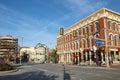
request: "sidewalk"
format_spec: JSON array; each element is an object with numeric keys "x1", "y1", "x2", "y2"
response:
[
  {"x1": 55, "y1": 63, "x2": 120, "y2": 70},
  {"x1": 102, "y1": 63, "x2": 120, "y2": 68}
]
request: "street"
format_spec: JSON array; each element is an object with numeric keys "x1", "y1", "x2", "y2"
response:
[{"x1": 0, "y1": 63, "x2": 120, "y2": 80}]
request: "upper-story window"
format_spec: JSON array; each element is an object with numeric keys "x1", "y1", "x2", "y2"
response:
[
  {"x1": 82, "y1": 39, "x2": 85, "y2": 48},
  {"x1": 108, "y1": 21, "x2": 111, "y2": 30},
  {"x1": 109, "y1": 34, "x2": 113, "y2": 45},
  {"x1": 77, "y1": 29, "x2": 80, "y2": 36},
  {"x1": 86, "y1": 27, "x2": 89, "y2": 33},
  {"x1": 113, "y1": 22, "x2": 116, "y2": 31},
  {"x1": 89, "y1": 25, "x2": 93, "y2": 34},
  {"x1": 118, "y1": 24, "x2": 120, "y2": 32},
  {"x1": 82, "y1": 28, "x2": 85, "y2": 35},
  {"x1": 95, "y1": 22, "x2": 99, "y2": 32},
  {"x1": 115, "y1": 35, "x2": 118, "y2": 46},
  {"x1": 96, "y1": 35, "x2": 99, "y2": 40}
]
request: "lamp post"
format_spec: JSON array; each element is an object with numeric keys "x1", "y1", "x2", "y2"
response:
[{"x1": 19, "y1": 36, "x2": 24, "y2": 65}]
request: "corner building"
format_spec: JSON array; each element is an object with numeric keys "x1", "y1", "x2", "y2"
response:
[{"x1": 57, "y1": 8, "x2": 120, "y2": 65}]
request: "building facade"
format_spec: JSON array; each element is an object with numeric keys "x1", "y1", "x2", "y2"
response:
[
  {"x1": 0, "y1": 35, "x2": 18, "y2": 62},
  {"x1": 20, "y1": 43, "x2": 48, "y2": 63},
  {"x1": 57, "y1": 8, "x2": 120, "y2": 66}
]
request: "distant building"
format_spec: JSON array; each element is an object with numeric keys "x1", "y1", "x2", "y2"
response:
[
  {"x1": 57, "y1": 8, "x2": 120, "y2": 66},
  {"x1": 0, "y1": 35, "x2": 18, "y2": 62},
  {"x1": 20, "y1": 43, "x2": 48, "y2": 63}
]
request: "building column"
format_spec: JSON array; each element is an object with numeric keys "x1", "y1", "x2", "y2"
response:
[
  {"x1": 85, "y1": 52, "x2": 88, "y2": 61},
  {"x1": 70, "y1": 53, "x2": 72, "y2": 64},
  {"x1": 119, "y1": 52, "x2": 120, "y2": 62},
  {"x1": 78, "y1": 52, "x2": 80, "y2": 63},
  {"x1": 81, "y1": 52, "x2": 84, "y2": 62},
  {"x1": 94, "y1": 52, "x2": 97, "y2": 64},
  {"x1": 72, "y1": 53, "x2": 74, "y2": 64},
  {"x1": 66, "y1": 53, "x2": 68, "y2": 64},
  {"x1": 89, "y1": 51, "x2": 92, "y2": 65},
  {"x1": 101, "y1": 52, "x2": 105, "y2": 64},
  {"x1": 113, "y1": 51, "x2": 117, "y2": 63}
]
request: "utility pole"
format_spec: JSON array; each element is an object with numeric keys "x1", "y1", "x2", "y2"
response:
[
  {"x1": 20, "y1": 36, "x2": 23, "y2": 65},
  {"x1": 103, "y1": 9, "x2": 110, "y2": 68}
]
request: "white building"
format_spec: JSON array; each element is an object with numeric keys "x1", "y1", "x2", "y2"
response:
[{"x1": 20, "y1": 43, "x2": 48, "y2": 63}]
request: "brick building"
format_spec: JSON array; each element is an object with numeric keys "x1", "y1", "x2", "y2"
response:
[{"x1": 56, "y1": 8, "x2": 120, "y2": 66}]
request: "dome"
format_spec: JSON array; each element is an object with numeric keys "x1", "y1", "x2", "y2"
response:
[{"x1": 35, "y1": 43, "x2": 47, "y2": 49}]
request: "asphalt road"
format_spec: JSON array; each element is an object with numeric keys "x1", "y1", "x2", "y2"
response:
[{"x1": 0, "y1": 63, "x2": 120, "y2": 80}]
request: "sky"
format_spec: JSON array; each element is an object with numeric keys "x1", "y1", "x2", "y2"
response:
[{"x1": 0, "y1": 0, "x2": 120, "y2": 48}]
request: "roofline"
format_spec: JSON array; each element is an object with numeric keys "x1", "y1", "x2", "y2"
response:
[{"x1": 64, "y1": 8, "x2": 120, "y2": 32}]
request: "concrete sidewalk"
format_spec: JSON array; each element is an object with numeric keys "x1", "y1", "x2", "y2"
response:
[{"x1": 54, "y1": 63, "x2": 120, "y2": 70}]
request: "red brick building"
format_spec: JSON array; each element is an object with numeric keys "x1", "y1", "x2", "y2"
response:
[{"x1": 56, "y1": 8, "x2": 120, "y2": 66}]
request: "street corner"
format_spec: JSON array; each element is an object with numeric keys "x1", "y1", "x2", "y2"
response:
[{"x1": 0, "y1": 69, "x2": 18, "y2": 75}]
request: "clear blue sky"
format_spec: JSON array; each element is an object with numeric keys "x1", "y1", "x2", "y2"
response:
[{"x1": 0, "y1": 0, "x2": 120, "y2": 48}]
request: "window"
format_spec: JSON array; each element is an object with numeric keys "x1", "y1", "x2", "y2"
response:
[
  {"x1": 82, "y1": 39, "x2": 85, "y2": 48},
  {"x1": 95, "y1": 22, "x2": 99, "y2": 32},
  {"x1": 96, "y1": 35, "x2": 99, "y2": 40},
  {"x1": 82, "y1": 28, "x2": 85, "y2": 35},
  {"x1": 113, "y1": 22, "x2": 116, "y2": 31},
  {"x1": 86, "y1": 27, "x2": 89, "y2": 33},
  {"x1": 115, "y1": 35, "x2": 118, "y2": 46},
  {"x1": 109, "y1": 34, "x2": 113, "y2": 45},
  {"x1": 108, "y1": 21, "x2": 111, "y2": 30},
  {"x1": 118, "y1": 24, "x2": 120, "y2": 32},
  {"x1": 89, "y1": 25, "x2": 93, "y2": 34}
]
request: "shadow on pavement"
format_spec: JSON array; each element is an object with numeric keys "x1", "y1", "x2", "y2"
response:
[
  {"x1": 0, "y1": 71, "x2": 58, "y2": 80},
  {"x1": 63, "y1": 65, "x2": 71, "y2": 80}
]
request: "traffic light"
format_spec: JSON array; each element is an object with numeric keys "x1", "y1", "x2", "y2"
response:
[
  {"x1": 85, "y1": 33, "x2": 88, "y2": 39},
  {"x1": 118, "y1": 48, "x2": 120, "y2": 52},
  {"x1": 73, "y1": 30, "x2": 77, "y2": 37},
  {"x1": 108, "y1": 47, "x2": 110, "y2": 53},
  {"x1": 60, "y1": 28, "x2": 64, "y2": 35},
  {"x1": 104, "y1": 47, "x2": 110, "y2": 53},
  {"x1": 99, "y1": 47, "x2": 102, "y2": 52}
]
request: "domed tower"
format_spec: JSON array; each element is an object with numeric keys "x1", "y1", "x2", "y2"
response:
[{"x1": 34, "y1": 43, "x2": 48, "y2": 63}]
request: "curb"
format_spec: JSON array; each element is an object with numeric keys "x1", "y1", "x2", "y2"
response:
[{"x1": 0, "y1": 69, "x2": 18, "y2": 75}]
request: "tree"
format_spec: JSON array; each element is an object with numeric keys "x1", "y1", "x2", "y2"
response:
[{"x1": 50, "y1": 50, "x2": 58, "y2": 63}]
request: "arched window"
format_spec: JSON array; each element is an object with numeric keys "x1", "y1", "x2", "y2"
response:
[
  {"x1": 118, "y1": 24, "x2": 120, "y2": 32},
  {"x1": 82, "y1": 28, "x2": 85, "y2": 35},
  {"x1": 95, "y1": 22, "x2": 99, "y2": 32},
  {"x1": 76, "y1": 42, "x2": 78, "y2": 50},
  {"x1": 109, "y1": 34, "x2": 113, "y2": 45},
  {"x1": 115, "y1": 35, "x2": 118, "y2": 46},
  {"x1": 113, "y1": 22, "x2": 116, "y2": 31},
  {"x1": 86, "y1": 27, "x2": 89, "y2": 33},
  {"x1": 82, "y1": 39, "x2": 86, "y2": 48},
  {"x1": 108, "y1": 21, "x2": 111, "y2": 30},
  {"x1": 89, "y1": 25, "x2": 93, "y2": 34},
  {"x1": 96, "y1": 35, "x2": 99, "y2": 39}
]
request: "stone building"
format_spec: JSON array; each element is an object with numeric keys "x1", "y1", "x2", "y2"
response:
[
  {"x1": 0, "y1": 35, "x2": 18, "y2": 62},
  {"x1": 57, "y1": 8, "x2": 120, "y2": 66}
]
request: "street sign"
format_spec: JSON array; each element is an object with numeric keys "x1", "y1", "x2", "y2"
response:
[{"x1": 96, "y1": 41, "x2": 105, "y2": 45}]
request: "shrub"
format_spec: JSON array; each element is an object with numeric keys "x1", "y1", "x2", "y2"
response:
[{"x1": 0, "y1": 61, "x2": 13, "y2": 71}]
